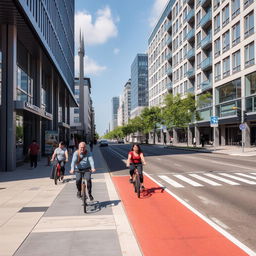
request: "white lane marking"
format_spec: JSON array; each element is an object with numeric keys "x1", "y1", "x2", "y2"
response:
[
  {"x1": 219, "y1": 173, "x2": 256, "y2": 185},
  {"x1": 174, "y1": 174, "x2": 203, "y2": 187},
  {"x1": 204, "y1": 173, "x2": 240, "y2": 185},
  {"x1": 189, "y1": 174, "x2": 221, "y2": 186},
  {"x1": 235, "y1": 173, "x2": 256, "y2": 180},
  {"x1": 174, "y1": 163, "x2": 182, "y2": 167},
  {"x1": 143, "y1": 172, "x2": 256, "y2": 256},
  {"x1": 159, "y1": 175, "x2": 184, "y2": 188},
  {"x1": 250, "y1": 173, "x2": 256, "y2": 176},
  {"x1": 156, "y1": 158, "x2": 162, "y2": 161},
  {"x1": 210, "y1": 217, "x2": 230, "y2": 230}
]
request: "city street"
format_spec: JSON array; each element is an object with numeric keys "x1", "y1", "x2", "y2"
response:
[{"x1": 100, "y1": 143, "x2": 256, "y2": 254}]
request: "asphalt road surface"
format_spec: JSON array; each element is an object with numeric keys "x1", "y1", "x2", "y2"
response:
[{"x1": 100, "y1": 143, "x2": 256, "y2": 253}]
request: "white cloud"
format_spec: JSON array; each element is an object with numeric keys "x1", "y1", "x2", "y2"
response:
[
  {"x1": 75, "y1": 55, "x2": 106, "y2": 76},
  {"x1": 75, "y1": 6, "x2": 118, "y2": 46},
  {"x1": 149, "y1": 0, "x2": 169, "y2": 27},
  {"x1": 113, "y1": 48, "x2": 120, "y2": 55}
]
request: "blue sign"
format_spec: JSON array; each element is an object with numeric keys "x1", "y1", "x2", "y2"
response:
[
  {"x1": 239, "y1": 124, "x2": 246, "y2": 130},
  {"x1": 210, "y1": 116, "x2": 218, "y2": 124}
]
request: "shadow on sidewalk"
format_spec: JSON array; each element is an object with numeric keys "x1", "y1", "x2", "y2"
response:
[{"x1": 85, "y1": 199, "x2": 121, "y2": 214}]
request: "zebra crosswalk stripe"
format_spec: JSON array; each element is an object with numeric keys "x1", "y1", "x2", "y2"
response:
[
  {"x1": 174, "y1": 174, "x2": 203, "y2": 187},
  {"x1": 235, "y1": 173, "x2": 256, "y2": 180},
  {"x1": 189, "y1": 173, "x2": 221, "y2": 186},
  {"x1": 159, "y1": 175, "x2": 184, "y2": 188},
  {"x1": 219, "y1": 173, "x2": 256, "y2": 185},
  {"x1": 204, "y1": 173, "x2": 239, "y2": 185}
]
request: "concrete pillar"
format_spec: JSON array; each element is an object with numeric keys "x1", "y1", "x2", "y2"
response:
[
  {"x1": 0, "y1": 25, "x2": 17, "y2": 171},
  {"x1": 220, "y1": 126, "x2": 226, "y2": 146},
  {"x1": 188, "y1": 127, "x2": 193, "y2": 146},
  {"x1": 244, "y1": 123, "x2": 250, "y2": 147},
  {"x1": 195, "y1": 126, "x2": 200, "y2": 146},
  {"x1": 214, "y1": 127, "x2": 220, "y2": 147},
  {"x1": 173, "y1": 128, "x2": 178, "y2": 144}
]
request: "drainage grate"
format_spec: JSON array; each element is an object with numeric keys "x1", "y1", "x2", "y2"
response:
[{"x1": 19, "y1": 207, "x2": 49, "y2": 213}]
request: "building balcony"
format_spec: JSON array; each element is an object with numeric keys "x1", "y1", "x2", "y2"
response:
[
  {"x1": 166, "y1": 67, "x2": 172, "y2": 76},
  {"x1": 200, "y1": 80, "x2": 212, "y2": 91},
  {"x1": 201, "y1": 0, "x2": 211, "y2": 8},
  {"x1": 187, "y1": 48, "x2": 195, "y2": 60},
  {"x1": 165, "y1": 21, "x2": 172, "y2": 32},
  {"x1": 167, "y1": 82, "x2": 173, "y2": 91},
  {"x1": 186, "y1": 9, "x2": 195, "y2": 23},
  {"x1": 201, "y1": 34, "x2": 212, "y2": 50},
  {"x1": 166, "y1": 52, "x2": 172, "y2": 60},
  {"x1": 166, "y1": 36, "x2": 172, "y2": 46},
  {"x1": 201, "y1": 56, "x2": 212, "y2": 71},
  {"x1": 187, "y1": 29, "x2": 195, "y2": 42},
  {"x1": 186, "y1": 69, "x2": 195, "y2": 79},
  {"x1": 200, "y1": 10, "x2": 212, "y2": 28}
]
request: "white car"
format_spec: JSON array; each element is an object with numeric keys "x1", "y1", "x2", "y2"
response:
[{"x1": 99, "y1": 140, "x2": 108, "y2": 147}]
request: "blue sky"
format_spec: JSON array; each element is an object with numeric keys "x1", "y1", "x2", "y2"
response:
[{"x1": 75, "y1": 0, "x2": 168, "y2": 135}]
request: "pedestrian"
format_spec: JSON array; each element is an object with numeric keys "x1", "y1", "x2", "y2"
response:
[
  {"x1": 28, "y1": 139, "x2": 40, "y2": 169},
  {"x1": 201, "y1": 135, "x2": 205, "y2": 147},
  {"x1": 70, "y1": 142, "x2": 96, "y2": 201},
  {"x1": 69, "y1": 134, "x2": 75, "y2": 154},
  {"x1": 89, "y1": 140, "x2": 93, "y2": 152},
  {"x1": 170, "y1": 136, "x2": 173, "y2": 145},
  {"x1": 193, "y1": 137, "x2": 196, "y2": 147}
]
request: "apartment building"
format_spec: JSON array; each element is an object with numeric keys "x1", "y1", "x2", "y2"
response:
[
  {"x1": 148, "y1": 0, "x2": 256, "y2": 147},
  {"x1": 112, "y1": 97, "x2": 119, "y2": 130}
]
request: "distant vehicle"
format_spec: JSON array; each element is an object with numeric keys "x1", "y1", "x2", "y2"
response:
[
  {"x1": 118, "y1": 139, "x2": 124, "y2": 144},
  {"x1": 99, "y1": 139, "x2": 108, "y2": 147}
]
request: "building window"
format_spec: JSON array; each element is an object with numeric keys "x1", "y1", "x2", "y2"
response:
[
  {"x1": 215, "y1": 62, "x2": 221, "y2": 81},
  {"x1": 245, "y1": 72, "x2": 256, "y2": 96},
  {"x1": 244, "y1": 12, "x2": 254, "y2": 39},
  {"x1": 196, "y1": 10, "x2": 201, "y2": 27},
  {"x1": 223, "y1": 56, "x2": 230, "y2": 78},
  {"x1": 214, "y1": 0, "x2": 220, "y2": 11},
  {"x1": 17, "y1": 67, "x2": 33, "y2": 103},
  {"x1": 232, "y1": 22, "x2": 240, "y2": 46},
  {"x1": 74, "y1": 108, "x2": 79, "y2": 114},
  {"x1": 232, "y1": 50, "x2": 241, "y2": 73},
  {"x1": 214, "y1": 13, "x2": 220, "y2": 34},
  {"x1": 214, "y1": 38, "x2": 221, "y2": 57},
  {"x1": 222, "y1": 5, "x2": 230, "y2": 27},
  {"x1": 222, "y1": 30, "x2": 230, "y2": 53},
  {"x1": 197, "y1": 73, "x2": 201, "y2": 89},
  {"x1": 196, "y1": 31, "x2": 201, "y2": 49},
  {"x1": 244, "y1": 0, "x2": 254, "y2": 9},
  {"x1": 245, "y1": 42, "x2": 255, "y2": 67},
  {"x1": 197, "y1": 52, "x2": 201, "y2": 69},
  {"x1": 74, "y1": 117, "x2": 80, "y2": 123},
  {"x1": 231, "y1": 0, "x2": 240, "y2": 19}
]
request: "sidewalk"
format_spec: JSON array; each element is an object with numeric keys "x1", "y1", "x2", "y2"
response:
[
  {"x1": 0, "y1": 146, "x2": 141, "y2": 256},
  {"x1": 154, "y1": 142, "x2": 256, "y2": 157}
]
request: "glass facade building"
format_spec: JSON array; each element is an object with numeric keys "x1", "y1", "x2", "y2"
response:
[
  {"x1": 112, "y1": 97, "x2": 120, "y2": 130},
  {"x1": 131, "y1": 54, "x2": 148, "y2": 114},
  {"x1": 0, "y1": 0, "x2": 76, "y2": 171}
]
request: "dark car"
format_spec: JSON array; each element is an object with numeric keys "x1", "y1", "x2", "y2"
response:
[
  {"x1": 99, "y1": 139, "x2": 108, "y2": 147},
  {"x1": 118, "y1": 139, "x2": 124, "y2": 144}
]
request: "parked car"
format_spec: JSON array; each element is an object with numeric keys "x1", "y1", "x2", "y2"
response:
[
  {"x1": 118, "y1": 139, "x2": 124, "y2": 144},
  {"x1": 99, "y1": 139, "x2": 108, "y2": 147}
]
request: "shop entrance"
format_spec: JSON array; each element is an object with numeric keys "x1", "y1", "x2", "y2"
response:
[{"x1": 225, "y1": 126, "x2": 241, "y2": 145}]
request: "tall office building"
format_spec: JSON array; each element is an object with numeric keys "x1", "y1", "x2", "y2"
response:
[
  {"x1": 112, "y1": 96, "x2": 119, "y2": 130},
  {"x1": 123, "y1": 79, "x2": 131, "y2": 124},
  {"x1": 0, "y1": 0, "x2": 76, "y2": 171},
  {"x1": 148, "y1": 0, "x2": 256, "y2": 147},
  {"x1": 130, "y1": 54, "x2": 148, "y2": 118}
]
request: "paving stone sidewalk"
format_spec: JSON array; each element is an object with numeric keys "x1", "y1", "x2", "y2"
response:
[{"x1": 0, "y1": 146, "x2": 141, "y2": 256}]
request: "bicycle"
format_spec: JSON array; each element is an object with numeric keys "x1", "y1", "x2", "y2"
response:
[
  {"x1": 132, "y1": 166, "x2": 141, "y2": 198},
  {"x1": 53, "y1": 160, "x2": 62, "y2": 185},
  {"x1": 75, "y1": 169, "x2": 91, "y2": 213}
]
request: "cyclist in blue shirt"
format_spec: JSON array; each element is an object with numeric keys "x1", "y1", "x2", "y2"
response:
[{"x1": 70, "y1": 142, "x2": 96, "y2": 200}]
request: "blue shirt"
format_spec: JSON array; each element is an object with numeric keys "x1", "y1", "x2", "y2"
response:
[{"x1": 71, "y1": 151, "x2": 95, "y2": 170}]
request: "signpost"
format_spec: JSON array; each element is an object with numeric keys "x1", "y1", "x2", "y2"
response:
[{"x1": 210, "y1": 116, "x2": 218, "y2": 127}]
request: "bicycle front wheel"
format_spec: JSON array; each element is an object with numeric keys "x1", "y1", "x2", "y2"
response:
[
  {"x1": 54, "y1": 167, "x2": 59, "y2": 185},
  {"x1": 135, "y1": 175, "x2": 141, "y2": 198},
  {"x1": 82, "y1": 186, "x2": 87, "y2": 213}
]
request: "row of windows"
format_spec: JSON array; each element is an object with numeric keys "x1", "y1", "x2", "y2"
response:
[
  {"x1": 149, "y1": 78, "x2": 168, "y2": 99},
  {"x1": 214, "y1": 41, "x2": 255, "y2": 81}
]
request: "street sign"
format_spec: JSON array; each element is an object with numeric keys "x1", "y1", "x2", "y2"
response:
[
  {"x1": 239, "y1": 124, "x2": 246, "y2": 130},
  {"x1": 210, "y1": 116, "x2": 218, "y2": 127}
]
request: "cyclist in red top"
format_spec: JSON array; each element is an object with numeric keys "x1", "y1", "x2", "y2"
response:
[{"x1": 126, "y1": 144, "x2": 146, "y2": 189}]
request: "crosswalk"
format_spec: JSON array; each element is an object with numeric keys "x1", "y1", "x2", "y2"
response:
[{"x1": 157, "y1": 172, "x2": 256, "y2": 188}]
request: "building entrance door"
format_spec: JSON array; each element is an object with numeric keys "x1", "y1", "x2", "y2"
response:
[{"x1": 225, "y1": 126, "x2": 241, "y2": 145}]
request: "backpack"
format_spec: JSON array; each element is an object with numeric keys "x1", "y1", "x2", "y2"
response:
[{"x1": 76, "y1": 150, "x2": 87, "y2": 164}]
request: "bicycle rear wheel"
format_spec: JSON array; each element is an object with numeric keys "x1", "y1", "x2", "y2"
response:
[
  {"x1": 135, "y1": 175, "x2": 141, "y2": 198},
  {"x1": 82, "y1": 186, "x2": 87, "y2": 213},
  {"x1": 54, "y1": 166, "x2": 59, "y2": 185}
]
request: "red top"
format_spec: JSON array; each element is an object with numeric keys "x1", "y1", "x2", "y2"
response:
[
  {"x1": 29, "y1": 143, "x2": 40, "y2": 155},
  {"x1": 129, "y1": 151, "x2": 142, "y2": 164}
]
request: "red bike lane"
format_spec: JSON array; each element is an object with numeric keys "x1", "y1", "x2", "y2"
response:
[{"x1": 112, "y1": 175, "x2": 252, "y2": 256}]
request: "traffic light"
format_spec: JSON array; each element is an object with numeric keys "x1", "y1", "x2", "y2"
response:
[
  {"x1": 237, "y1": 108, "x2": 242, "y2": 123},
  {"x1": 243, "y1": 111, "x2": 248, "y2": 122}
]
